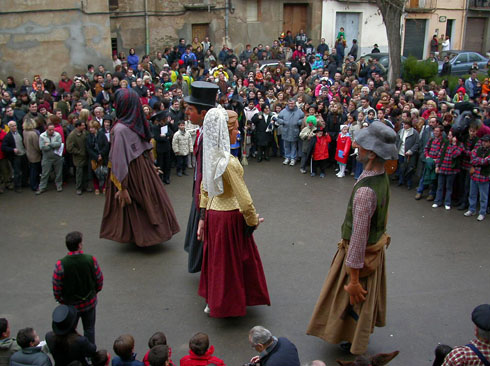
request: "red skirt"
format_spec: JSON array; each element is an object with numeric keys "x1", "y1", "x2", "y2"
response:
[{"x1": 198, "y1": 209, "x2": 270, "y2": 317}]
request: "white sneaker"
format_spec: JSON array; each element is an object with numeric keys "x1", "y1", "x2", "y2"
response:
[
  {"x1": 464, "y1": 210, "x2": 476, "y2": 217},
  {"x1": 289, "y1": 160, "x2": 296, "y2": 166},
  {"x1": 445, "y1": 205, "x2": 451, "y2": 210},
  {"x1": 477, "y1": 214, "x2": 485, "y2": 221},
  {"x1": 337, "y1": 172, "x2": 345, "y2": 178},
  {"x1": 432, "y1": 204, "x2": 440, "y2": 208},
  {"x1": 283, "y1": 158, "x2": 290, "y2": 165},
  {"x1": 204, "y1": 304, "x2": 210, "y2": 314}
]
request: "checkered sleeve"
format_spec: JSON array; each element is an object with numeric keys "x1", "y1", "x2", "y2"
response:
[
  {"x1": 52, "y1": 260, "x2": 64, "y2": 303},
  {"x1": 345, "y1": 187, "x2": 377, "y2": 269},
  {"x1": 93, "y1": 256, "x2": 104, "y2": 293}
]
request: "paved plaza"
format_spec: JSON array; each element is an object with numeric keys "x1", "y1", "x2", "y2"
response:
[{"x1": 1, "y1": 158, "x2": 489, "y2": 365}]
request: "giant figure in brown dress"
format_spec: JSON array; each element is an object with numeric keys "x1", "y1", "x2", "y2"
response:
[{"x1": 100, "y1": 88, "x2": 180, "y2": 247}]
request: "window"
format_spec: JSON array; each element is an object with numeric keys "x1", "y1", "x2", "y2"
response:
[
  {"x1": 246, "y1": 0, "x2": 258, "y2": 22},
  {"x1": 109, "y1": 0, "x2": 118, "y2": 10},
  {"x1": 469, "y1": 53, "x2": 482, "y2": 62},
  {"x1": 111, "y1": 38, "x2": 118, "y2": 56},
  {"x1": 455, "y1": 54, "x2": 468, "y2": 63}
]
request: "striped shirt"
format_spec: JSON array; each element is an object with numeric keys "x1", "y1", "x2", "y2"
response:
[{"x1": 52, "y1": 250, "x2": 103, "y2": 312}]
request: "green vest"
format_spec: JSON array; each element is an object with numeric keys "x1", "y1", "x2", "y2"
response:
[
  {"x1": 60, "y1": 254, "x2": 97, "y2": 303},
  {"x1": 476, "y1": 147, "x2": 490, "y2": 176},
  {"x1": 341, "y1": 173, "x2": 390, "y2": 244}
]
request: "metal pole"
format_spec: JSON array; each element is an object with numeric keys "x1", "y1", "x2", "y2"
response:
[
  {"x1": 144, "y1": 0, "x2": 150, "y2": 55},
  {"x1": 225, "y1": 0, "x2": 229, "y2": 43}
]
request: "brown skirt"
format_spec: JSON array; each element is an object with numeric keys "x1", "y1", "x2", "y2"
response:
[
  {"x1": 100, "y1": 153, "x2": 180, "y2": 247},
  {"x1": 306, "y1": 241, "x2": 386, "y2": 355}
]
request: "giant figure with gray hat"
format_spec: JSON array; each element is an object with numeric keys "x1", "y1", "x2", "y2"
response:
[
  {"x1": 307, "y1": 121, "x2": 398, "y2": 355},
  {"x1": 183, "y1": 81, "x2": 223, "y2": 273}
]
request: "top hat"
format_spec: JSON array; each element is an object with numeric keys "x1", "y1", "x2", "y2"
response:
[
  {"x1": 150, "y1": 110, "x2": 169, "y2": 122},
  {"x1": 52, "y1": 305, "x2": 78, "y2": 335},
  {"x1": 184, "y1": 81, "x2": 219, "y2": 108}
]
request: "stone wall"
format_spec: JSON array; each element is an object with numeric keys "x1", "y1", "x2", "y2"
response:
[{"x1": 0, "y1": 0, "x2": 112, "y2": 82}]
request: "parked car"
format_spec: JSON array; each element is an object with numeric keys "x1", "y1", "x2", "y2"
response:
[
  {"x1": 438, "y1": 50, "x2": 489, "y2": 75},
  {"x1": 258, "y1": 59, "x2": 292, "y2": 72},
  {"x1": 361, "y1": 53, "x2": 407, "y2": 70}
]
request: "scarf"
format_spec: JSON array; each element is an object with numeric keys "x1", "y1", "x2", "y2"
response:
[{"x1": 113, "y1": 88, "x2": 152, "y2": 141}]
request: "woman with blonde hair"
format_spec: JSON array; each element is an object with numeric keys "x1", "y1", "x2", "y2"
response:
[
  {"x1": 78, "y1": 109, "x2": 91, "y2": 124},
  {"x1": 22, "y1": 118, "x2": 42, "y2": 191}
]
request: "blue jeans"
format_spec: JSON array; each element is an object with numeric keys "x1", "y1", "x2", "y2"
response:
[
  {"x1": 468, "y1": 180, "x2": 489, "y2": 216},
  {"x1": 283, "y1": 140, "x2": 297, "y2": 160},
  {"x1": 435, "y1": 173, "x2": 456, "y2": 206}
]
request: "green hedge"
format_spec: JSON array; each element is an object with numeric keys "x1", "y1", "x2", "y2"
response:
[{"x1": 401, "y1": 56, "x2": 438, "y2": 85}]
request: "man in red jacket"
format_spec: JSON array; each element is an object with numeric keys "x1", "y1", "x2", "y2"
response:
[{"x1": 179, "y1": 333, "x2": 224, "y2": 366}]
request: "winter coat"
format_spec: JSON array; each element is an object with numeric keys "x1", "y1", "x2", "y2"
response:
[
  {"x1": 335, "y1": 133, "x2": 352, "y2": 164},
  {"x1": 152, "y1": 124, "x2": 173, "y2": 154},
  {"x1": 252, "y1": 113, "x2": 273, "y2": 147},
  {"x1": 306, "y1": 134, "x2": 331, "y2": 162},
  {"x1": 0, "y1": 337, "x2": 20, "y2": 366},
  {"x1": 86, "y1": 130, "x2": 110, "y2": 165},
  {"x1": 179, "y1": 345, "x2": 224, "y2": 366},
  {"x1": 172, "y1": 130, "x2": 193, "y2": 156},
  {"x1": 39, "y1": 131, "x2": 62, "y2": 161},
  {"x1": 396, "y1": 127, "x2": 420, "y2": 158},
  {"x1": 10, "y1": 347, "x2": 52, "y2": 366},
  {"x1": 23, "y1": 130, "x2": 42, "y2": 163},
  {"x1": 277, "y1": 106, "x2": 304, "y2": 142},
  {"x1": 259, "y1": 337, "x2": 300, "y2": 366},
  {"x1": 66, "y1": 129, "x2": 88, "y2": 167},
  {"x1": 299, "y1": 125, "x2": 316, "y2": 153}
]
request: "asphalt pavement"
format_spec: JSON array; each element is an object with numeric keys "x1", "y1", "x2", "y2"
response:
[{"x1": 1, "y1": 157, "x2": 489, "y2": 365}]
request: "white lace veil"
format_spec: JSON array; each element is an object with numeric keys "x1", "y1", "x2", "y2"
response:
[{"x1": 202, "y1": 105, "x2": 230, "y2": 197}]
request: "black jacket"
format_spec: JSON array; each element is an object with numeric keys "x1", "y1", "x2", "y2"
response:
[
  {"x1": 1, "y1": 131, "x2": 17, "y2": 159},
  {"x1": 260, "y1": 338, "x2": 300, "y2": 366},
  {"x1": 251, "y1": 113, "x2": 273, "y2": 146},
  {"x1": 152, "y1": 124, "x2": 173, "y2": 153},
  {"x1": 86, "y1": 129, "x2": 110, "y2": 165},
  {"x1": 45, "y1": 332, "x2": 96, "y2": 366}
]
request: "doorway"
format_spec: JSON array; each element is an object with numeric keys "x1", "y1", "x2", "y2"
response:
[
  {"x1": 335, "y1": 12, "x2": 360, "y2": 45},
  {"x1": 283, "y1": 4, "x2": 308, "y2": 36},
  {"x1": 445, "y1": 19, "x2": 455, "y2": 49},
  {"x1": 192, "y1": 24, "x2": 209, "y2": 43}
]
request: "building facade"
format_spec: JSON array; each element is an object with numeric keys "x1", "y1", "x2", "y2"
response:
[{"x1": 0, "y1": 0, "x2": 112, "y2": 82}]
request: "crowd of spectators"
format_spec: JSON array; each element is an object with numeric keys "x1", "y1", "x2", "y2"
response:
[{"x1": 0, "y1": 30, "x2": 489, "y2": 214}]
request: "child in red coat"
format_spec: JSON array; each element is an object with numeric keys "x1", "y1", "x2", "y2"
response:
[
  {"x1": 307, "y1": 127, "x2": 331, "y2": 178},
  {"x1": 179, "y1": 333, "x2": 225, "y2": 366},
  {"x1": 143, "y1": 332, "x2": 174, "y2": 366},
  {"x1": 335, "y1": 124, "x2": 352, "y2": 178}
]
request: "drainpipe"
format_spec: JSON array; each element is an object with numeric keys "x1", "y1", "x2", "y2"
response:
[
  {"x1": 144, "y1": 0, "x2": 150, "y2": 54},
  {"x1": 225, "y1": 0, "x2": 229, "y2": 44},
  {"x1": 461, "y1": 0, "x2": 468, "y2": 50}
]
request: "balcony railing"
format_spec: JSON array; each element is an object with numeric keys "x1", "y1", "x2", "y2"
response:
[
  {"x1": 405, "y1": 0, "x2": 437, "y2": 12},
  {"x1": 468, "y1": 0, "x2": 490, "y2": 10}
]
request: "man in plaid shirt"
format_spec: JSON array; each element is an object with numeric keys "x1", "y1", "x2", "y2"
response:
[
  {"x1": 464, "y1": 134, "x2": 490, "y2": 221},
  {"x1": 442, "y1": 304, "x2": 490, "y2": 366},
  {"x1": 416, "y1": 125, "x2": 445, "y2": 201},
  {"x1": 457, "y1": 125, "x2": 481, "y2": 211},
  {"x1": 52, "y1": 231, "x2": 103, "y2": 345},
  {"x1": 433, "y1": 131, "x2": 463, "y2": 210}
]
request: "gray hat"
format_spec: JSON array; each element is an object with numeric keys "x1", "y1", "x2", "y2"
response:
[
  {"x1": 472, "y1": 304, "x2": 490, "y2": 331},
  {"x1": 355, "y1": 121, "x2": 397, "y2": 160}
]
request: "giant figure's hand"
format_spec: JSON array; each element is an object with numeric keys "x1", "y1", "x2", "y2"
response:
[
  {"x1": 197, "y1": 219, "x2": 205, "y2": 241},
  {"x1": 115, "y1": 189, "x2": 132, "y2": 208},
  {"x1": 344, "y1": 268, "x2": 368, "y2": 305}
]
